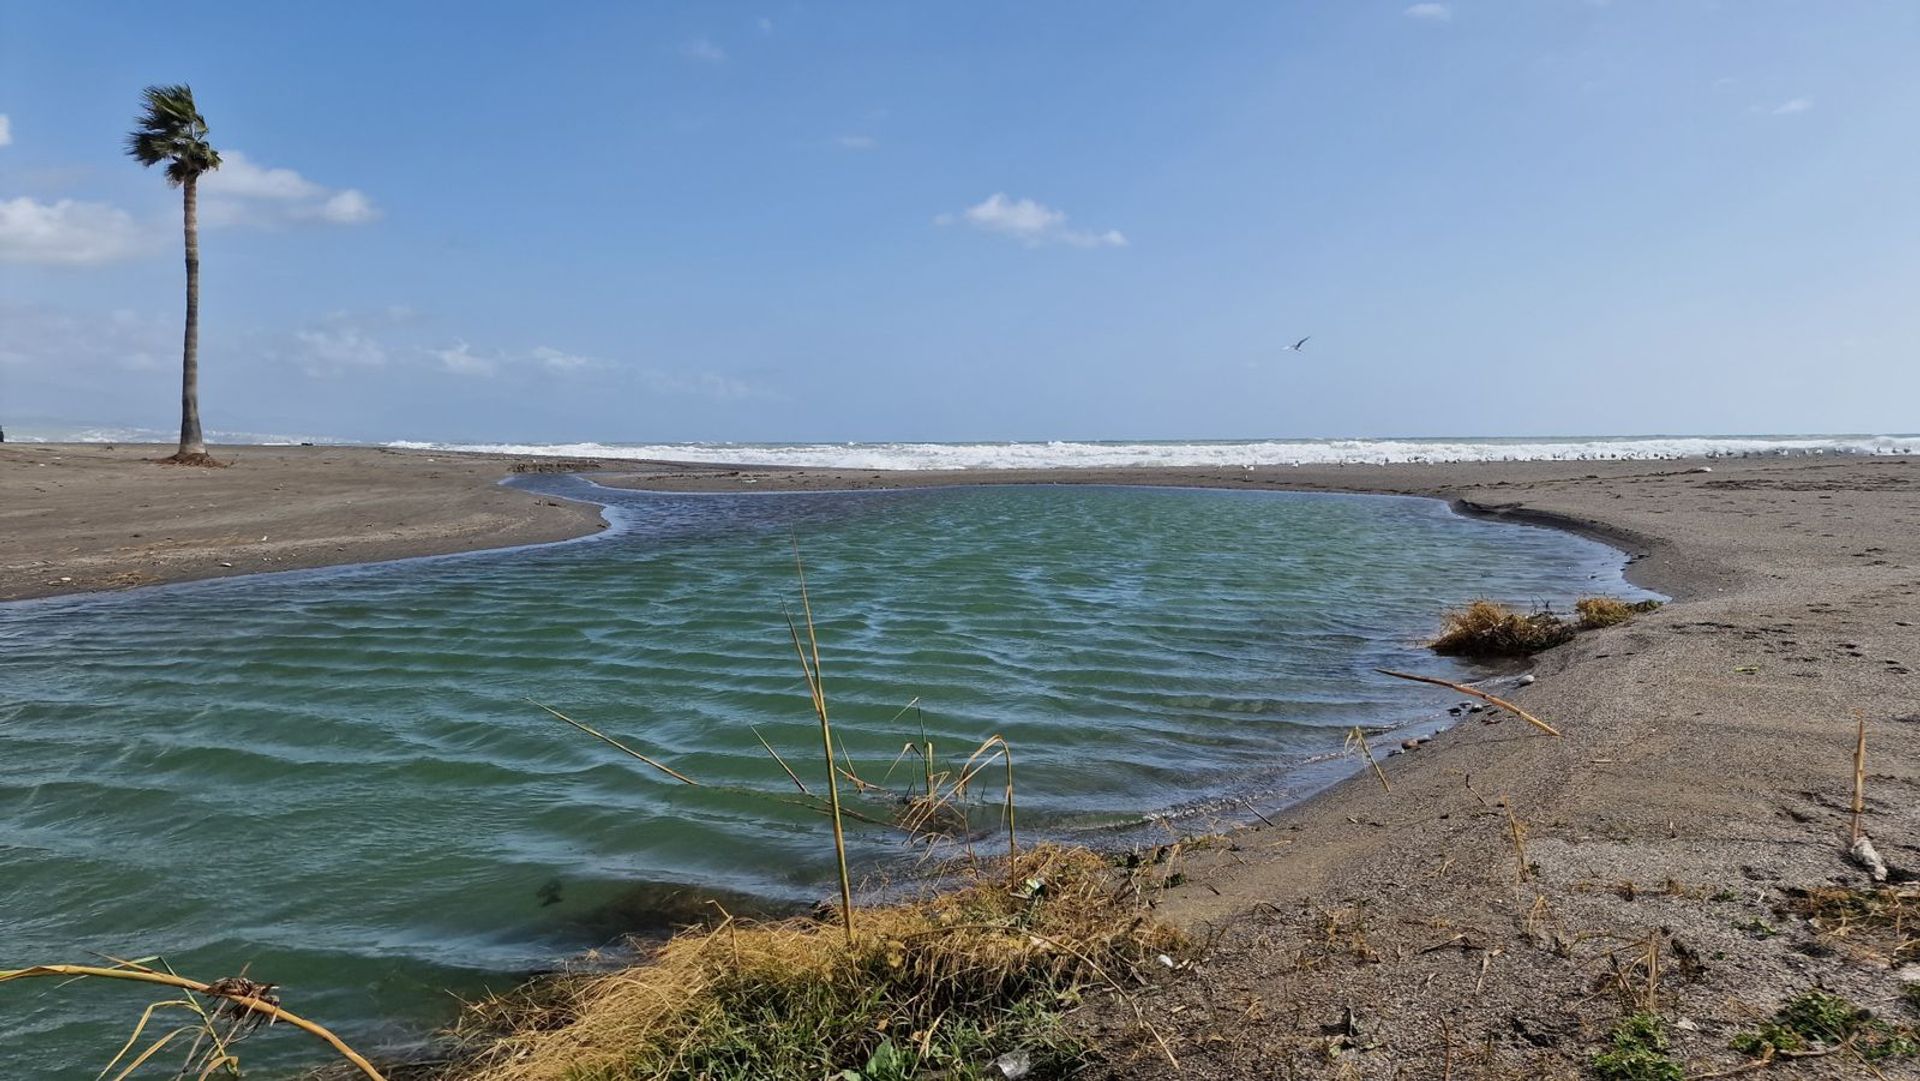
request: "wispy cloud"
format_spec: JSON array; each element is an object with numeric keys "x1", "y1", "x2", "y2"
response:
[
  {"x1": 936, "y1": 193, "x2": 1127, "y2": 249},
  {"x1": 431, "y1": 341, "x2": 496, "y2": 377},
  {"x1": 756, "y1": 17, "x2": 774, "y2": 35},
  {"x1": 530, "y1": 346, "x2": 597, "y2": 372},
  {"x1": 1770, "y1": 97, "x2": 1813, "y2": 116},
  {"x1": 200, "y1": 150, "x2": 379, "y2": 226},
  {"x1": 291, "y1": 326, "x2": 388, "y2": 376},
  {"x1": 834, "y1": 134, "x2": 878, "y2": 151},
  {"x1": 0, "y1": 197, "x2": 149, "y2": 265},
  {"x1": 0, "y1": 114, "x2": 12, "y2": 148},
  {"x1": 0, "y1": 301, "x2": 173, "y2": 372},
  {"x1": 1404, "y1": 3, "x2": 1452, "y2": 21},
  {"x1": 681, "y1": 37, "x2": 727, "y2": 63}
]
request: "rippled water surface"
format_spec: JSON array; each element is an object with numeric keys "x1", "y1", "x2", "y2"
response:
[{"x1": 0, "y1": 480, "x2": 1643, "y2": 1074}]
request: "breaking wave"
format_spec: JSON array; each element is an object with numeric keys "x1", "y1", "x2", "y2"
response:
[{"x1": 383, "y1": 434, "x2": 1920, "y2": 470}]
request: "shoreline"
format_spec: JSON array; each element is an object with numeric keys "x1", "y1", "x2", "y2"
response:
[{"x1": 11, "y1": 445, "x2": 1919, "y2": 1075}]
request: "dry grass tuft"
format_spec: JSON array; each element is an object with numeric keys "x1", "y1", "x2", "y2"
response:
[
  {"x1": 1574, "y1": 596, "x2": 1661, "y2": 629},
  {"x1": 1783, "y1": 885, "x2": 1919, "y2": 965},
  {"x1": 1429, "y1": 600, "x2": 1576, "y2": 657},
  {"x1": 446, "y1": 845, "x2": 1182, "y2": 1081},
  {"x1": 1430, "y1": 597, "x2": 1661, "y2": 656}
]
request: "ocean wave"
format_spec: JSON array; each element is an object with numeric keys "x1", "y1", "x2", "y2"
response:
[{"x1": 384, "y1": 435, "x2": 1920, "y2": 470}]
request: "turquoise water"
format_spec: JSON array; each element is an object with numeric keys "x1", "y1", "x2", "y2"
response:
[{"x1": 0, "y1": 480, "x2": 1642, "y2": 1075}]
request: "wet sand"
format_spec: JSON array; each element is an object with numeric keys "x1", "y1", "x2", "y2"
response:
[{"x1": 11, "y1": 445, "x2": 1919, "y2": 1076}]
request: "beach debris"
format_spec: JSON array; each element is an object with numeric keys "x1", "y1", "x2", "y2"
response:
[
  {"x1": 1377, "y1": 669, "x2": 1562, "y2": 737},
  {"x1": 1851, "y1": 836, "x2": 1890, "y2": 883},
  {"x1": 990, "y1": 1049, "x2": 1032, "y2": 1079},
  {"x1": 1345, "y1": 726, "x2": 1391, "y2": 792},
  {"x1": 1516, "y1": 673, "x2": 1537, "y2": 685}
]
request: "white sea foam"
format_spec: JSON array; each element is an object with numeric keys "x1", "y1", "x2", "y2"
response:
[
  {"x1": 383, "y1": 435, "x2": 1920, "y2": 470},
  {"x1": 15, "y1": 424, "x2": 329, "y2": 446}
]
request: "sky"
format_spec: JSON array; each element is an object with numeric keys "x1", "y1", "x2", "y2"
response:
[{"x1": 2, "y1": 1, "x2": 1918, "y2": 444}]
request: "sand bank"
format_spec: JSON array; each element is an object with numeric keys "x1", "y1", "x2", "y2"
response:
[{"x1": 0, "y1": 443, "x2": 607, "y2": 602}]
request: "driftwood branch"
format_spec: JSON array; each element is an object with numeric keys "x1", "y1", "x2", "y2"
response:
[{"x1": 1375, "y1": 669, "x2": 1562, "y2": 737}]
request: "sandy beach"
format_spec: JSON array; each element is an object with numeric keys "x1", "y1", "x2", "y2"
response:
[
  {"x1": 8, "y1": 446, "x2": 1918, "y2": 1076},
  {"x1": 0, "y1": 443, "x2": 608, "y2": 602}
]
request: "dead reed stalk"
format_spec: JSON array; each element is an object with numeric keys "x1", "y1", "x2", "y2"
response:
[
  {"x1": 1851, "y1": 712, "x2": 1867, "y2": 845},
  {"x1": 529, "y1": 702, "x2": 700, "y2": 785},
  {"x1": 1376, "y1": 668, "x2": 1562, "y2": 737},
  {"x1": 0, "y1": 963, "x2": 387, "y2": 1080},
  {"x1": 1346, "y1": 726, "x2": 1391, "y2": 793}
]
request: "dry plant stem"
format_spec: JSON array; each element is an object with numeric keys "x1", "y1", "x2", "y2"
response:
[
  {"x1": 1375, "y1": 668, "x2": 1563, "y2": 737},
  {"x1": 789, "y1": 541, "x2": 856, "y2": 943},
  {"x1": 529, "y1": 702, "x2": 700, "y2": 785},
  {"x1": 1852, "y1": 712, "x2": 1867, "y2": 844},
  {"x1": 1504, "y1": 798, "x2": 1530, "y2": 883},
  {"x1": 0, "y1": 965, "x2": 387, "y2": 1081},
  {"x1": 752, "y1": 725, "x2": 811, "y2": 795},
  {"x1": 1349, "y1": 726, "x2": 1391, "y2": 793}
]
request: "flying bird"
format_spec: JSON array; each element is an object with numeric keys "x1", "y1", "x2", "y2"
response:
[{"x1": 1286, "y1": 336, "x2": 1311, "y2": 352}]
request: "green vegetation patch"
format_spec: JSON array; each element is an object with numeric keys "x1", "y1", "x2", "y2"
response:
[
  {"x1": 1592, "y1": 1013, "x2": 1683, "y2": 1081},
  {"x1": 1731, "y1": 989, "x2": 1920, "y2": 1064}
]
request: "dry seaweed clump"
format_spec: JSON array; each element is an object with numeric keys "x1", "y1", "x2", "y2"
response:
[
  {"x1": 445, "y1": 845, "x2": 1182, "y2": 1081},
  {"x1": 1429, "y1": 597, "x2": 1662, "y2": 657},
  {"x1": 1575, "y1": 596, "x2": 1662, "y2": 629},
  {"x1": 1429, "y1": 600, "x2": 1578, "y2": 657}
]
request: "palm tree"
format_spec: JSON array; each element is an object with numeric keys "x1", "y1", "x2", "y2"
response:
[{"x1": 126, "y1": 84, "x2": 222, "y2": 465}]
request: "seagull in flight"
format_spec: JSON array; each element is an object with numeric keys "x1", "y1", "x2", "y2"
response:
[{"x1": 1286, "y1": 336, "x2": 1311, "y2": 352}]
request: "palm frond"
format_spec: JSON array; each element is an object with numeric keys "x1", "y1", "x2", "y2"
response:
[{"x1": 126, "y1": 84, "x2": 219, "y2": 183}]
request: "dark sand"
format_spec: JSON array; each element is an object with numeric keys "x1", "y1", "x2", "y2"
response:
[
  {"x1": 0, "y1": 443, "x2": 607, "y2": 601},
  {"x1": 11, "y1": 447, "x2": 1920, "y2": 1076}
]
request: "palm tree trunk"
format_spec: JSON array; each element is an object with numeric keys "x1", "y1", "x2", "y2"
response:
[{"x1": 178, "y1": 173, "x2": 205, "y2": 457}]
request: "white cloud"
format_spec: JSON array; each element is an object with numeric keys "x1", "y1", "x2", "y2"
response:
[
  {"x1": 1771, "y1": 97, "x2": 1813, "y2": 116},
  {"x1": 531, "y1": 346, "x2": 596, "y2": 372},
  {"x1": 291, "y1": 326, "x2": 388, "y2": 376},
  {"x1": 431, "y1": 341, "x2": 496, "y2": 377},
  {"x1": 1404, "y1": 3, "x2": 1452, "y2": 21},
  {"x1": 681, "y1": 38, "x2": 726, "y2": 63},
  {"x1": 937, "y1": 193, "x2": 1128, "y2": 249},
  {"x1": 834, "y1": 134, "x2": 878, "y2": 151},
  {"x1": 317, "y1": 189, "x2": 378, "y2": 224},
  {"x1": 0, "y1": 114, "x2": 12, "y2": 148},
  {"x1": 756, "y1": 17, "x2": 774, "y2": 34},
  {"x1": 0, "y1": 197, "x2": 150, "y2": 264},
  {"x1": 199, "y1": 149, "x2": 379, "y2": 227}
]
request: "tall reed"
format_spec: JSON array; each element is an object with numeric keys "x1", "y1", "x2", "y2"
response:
[{"x1": 786, "y1": 543, "x2": 856, "y2": 942}]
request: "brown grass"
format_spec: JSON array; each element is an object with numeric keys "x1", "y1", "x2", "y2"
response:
[
  {"x1": 1429, "y1": 600, "x2": 1576, "y2": 657},
  {"x1": 443, "y1": 846, "x2": 1182, "y2": 1081},
  {"x1": 1574, "y1": 596, "x2": 1661, "y2": 629},
  {"x1": 1783, "y1": 886, "x2": 1919, "y2": 965},
  {"x1": 1430, "y1": 597, "x2": 1661, "y2": 656}
]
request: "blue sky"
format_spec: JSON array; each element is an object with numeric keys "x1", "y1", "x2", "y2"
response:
[{"x1": 3, "y1": 1, "x2": 1917, "y2": 443}]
